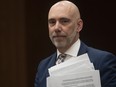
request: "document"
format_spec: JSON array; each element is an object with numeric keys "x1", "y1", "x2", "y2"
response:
[
  {"x1": 47, "y1": 53, "x2": 101, "y2": 87},
  {"x1": 49, "y1": 60, "x2": 94, "y2": 76},
  {"x1": 47, "y1": 70, "x2": 101, "y2": 87},
  {"x1": 48, "y1": 53, "x2": 93, "y2": 74}
]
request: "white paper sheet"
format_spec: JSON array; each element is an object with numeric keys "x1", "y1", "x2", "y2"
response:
[
  {"x1": 49, "y1": 53, "x2": 92, "y2": 73},
  {"x1": 47, "y1": 53, "x2": 101, "y2": 87},
  {"x1": 49, "y1": 63, "x2": 94, "y2": 76},
  {"x1": 49, "y1": 61, "x2": 94, "y2": 76},
  {"x1": 47, "y1": 70, "x2": 101, "y2": 87}
]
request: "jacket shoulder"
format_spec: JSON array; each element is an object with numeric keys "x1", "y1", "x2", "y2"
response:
[{"x1": 38, "y1": 52, "x2": 57, "y2": 69}]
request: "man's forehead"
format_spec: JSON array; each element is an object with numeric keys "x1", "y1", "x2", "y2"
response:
[
  {"x1": 50, "y1": 1, "x2": 74, "y2": 11},
  {"x1": 48, "y1": 1, "x2": 80, "y2": 19},
  {"x1": 48, "y1": 8, "x2": 73, "y2": 20},
  {"x1": 49, "y1": 2, "x2": 74, "y2": 17}
]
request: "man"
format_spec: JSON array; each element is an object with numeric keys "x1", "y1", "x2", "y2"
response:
[{"x1": 35, "y1": 0, "x2": 116, "y2": 87}]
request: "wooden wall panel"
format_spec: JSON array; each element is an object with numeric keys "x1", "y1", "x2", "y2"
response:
[{"x1": 0, "y1": 0, "x2": 27, "y2": 87}]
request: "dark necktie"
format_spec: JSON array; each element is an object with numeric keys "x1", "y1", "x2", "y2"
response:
[{"x1": 56, "y1": 54, "x2": 66, "y2": 64}]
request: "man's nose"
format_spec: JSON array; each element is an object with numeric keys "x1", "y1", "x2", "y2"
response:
[{"x1": 54, "y1": 21, "x2": 61, "y2": 32}]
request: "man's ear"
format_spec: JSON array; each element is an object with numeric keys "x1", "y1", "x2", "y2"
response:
[{"x1": 76, "y1": 18, "x2": 83, "y2": 33}]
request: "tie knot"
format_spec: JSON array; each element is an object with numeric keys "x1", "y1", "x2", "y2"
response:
[
  {"x1": 56, "y1": 54, "x2": 66, "y2": 64},
  {"x1": 59, "y1": 54, "x2": 66, "y2": 59}
]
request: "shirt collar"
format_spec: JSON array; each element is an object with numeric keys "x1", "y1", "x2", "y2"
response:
[{"x1": 57, "y1": 39, "x2": 81, "y2": 57}]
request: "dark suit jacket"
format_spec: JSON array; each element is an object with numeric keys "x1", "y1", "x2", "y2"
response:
[{"x1": 35, "y1": 42, "x2": 116, "y2": 87}]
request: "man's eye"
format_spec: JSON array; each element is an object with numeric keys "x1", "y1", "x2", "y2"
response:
[
  {"x1": 60, "y1": 19, "x2": 70, "y2": 24},
  {"x1": 48, "y1": 20, "x2": 56, "y2": 25}
]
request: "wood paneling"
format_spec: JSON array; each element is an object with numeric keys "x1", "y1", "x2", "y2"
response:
[{"x1": 0, "y1": 0, "x2": 27, "y2": 87}]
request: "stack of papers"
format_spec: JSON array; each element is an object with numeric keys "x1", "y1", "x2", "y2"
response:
[{"x1": 47, "y1": 53, "x2": 101, "y2": 87}]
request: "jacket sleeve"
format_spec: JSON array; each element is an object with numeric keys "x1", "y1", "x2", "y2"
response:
[
  {"x1": 34, "y1": 58, "x2": 51, "y2": 87},
  {"x1": 34, "y1": 62, "x2": 42, "y2": 87},
  {"x1": 100, "y1": 53, "x2": 116, "y2": 87},
  {"x1": 34, "y1": 60, "x2": 47, "y2": 87}
]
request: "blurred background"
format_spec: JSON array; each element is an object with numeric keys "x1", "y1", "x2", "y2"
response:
[{"x1": 0, "y1": 0, "x2": 116, "y2": 87}]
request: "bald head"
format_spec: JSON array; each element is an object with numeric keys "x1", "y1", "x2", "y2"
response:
[
  {"x1": 48, "y1": 0, "x2": 81, "y2": 20},
  {"x1": 48, "y1": 1, "x2": 83, "y2": 52}
]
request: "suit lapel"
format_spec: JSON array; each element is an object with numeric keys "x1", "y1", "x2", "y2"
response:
[
  {"x1": 46, "y1": 52, "x2": 57, "y2": 77},
  {"x1": 78, "y1": 41, "x2": 88, "y2": 56}
]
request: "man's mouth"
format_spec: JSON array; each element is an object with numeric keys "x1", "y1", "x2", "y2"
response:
[
  {"x1": 53, "y1": 35, "x2": 66, "y2": 38},
  {"x1": 52, "y1": 35, "x2": 66, "y2": 41}
]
